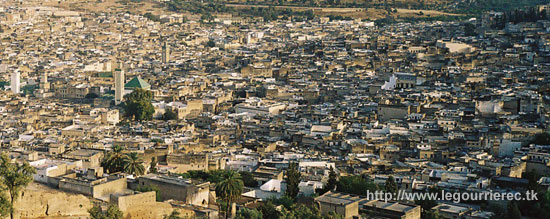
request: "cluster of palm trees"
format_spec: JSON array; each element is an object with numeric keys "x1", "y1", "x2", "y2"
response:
[
  {"x1": 103, "y1": 145, "x2": 244, "y2": 218},
  {"x1": 102, "y1": 145, "x2": 145, "y2": 176}
]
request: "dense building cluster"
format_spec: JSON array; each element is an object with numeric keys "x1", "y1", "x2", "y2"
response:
[{"x1": 0, "y1": 1, "x2": 550, "y2": 219}]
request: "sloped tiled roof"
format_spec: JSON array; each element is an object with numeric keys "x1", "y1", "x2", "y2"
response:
[{"x1": 125, "y1": 76, "x2": 151, "y2": 89}]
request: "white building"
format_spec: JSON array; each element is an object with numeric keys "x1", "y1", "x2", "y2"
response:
[
  {"x1": 298, "y1": 181, "x2": 324, "y2": 196},
  {"x1": 235, "y1": 98, "x2": 286, "y2": 116},
  {"x1": 11, "y1": 71, "x2": 20, "y2": 94}
]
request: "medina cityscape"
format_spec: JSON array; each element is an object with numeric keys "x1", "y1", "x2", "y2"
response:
[{"x1": 0, "y1": 0, "x2": 549, "y2": 218}]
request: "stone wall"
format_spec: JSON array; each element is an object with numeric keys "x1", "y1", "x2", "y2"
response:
[
  {"x1": 13, "y1": 183, "x2": 196, "y2": 219},
  {"x1": 112, "y1": 191, "x2": 156, "y2": 212},
  {"x1": 14, "y1": 183, "x2": 92, "y2": 219},
  {"x1": 124, "y1": 202, "x2": 195, "y2": 219},
  {"x1": 137, "y1": 177, "x2": 209, "y2": 207},
  {"x1": 92, "y1": 177, "x2": 127, "y2": 201},
  {"x1": 59, "y1": 178, "x2": 93, "y2": 196}
]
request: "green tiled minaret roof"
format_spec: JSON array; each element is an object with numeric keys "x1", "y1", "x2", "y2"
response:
[{"x1": 125, "y1": 76, "x2": 151, "y2": 90}]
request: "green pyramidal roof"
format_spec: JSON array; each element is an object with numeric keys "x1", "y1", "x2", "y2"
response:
[{"x1": 125, "y1": 76, "x2": 151, "y2": 90}]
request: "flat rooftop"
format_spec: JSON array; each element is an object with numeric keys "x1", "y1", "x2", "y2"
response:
[
  {"x1": 315, "y1": 191, "x2": 364, "y2": 206},
  {"x1": 140, "y1": 174, "x2": 209, "y2": 188}
]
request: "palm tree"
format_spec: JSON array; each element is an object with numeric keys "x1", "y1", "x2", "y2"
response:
[
  {"x1": 150, "y1": 157, "x2": 157, "y2": 174},
  {"x1": 123, "y1": 152, "x2": 145, "y2": 176},
  {"x1": 215, "y1": 171, "x2": 244, "y2": 219},
  {"x1": 102, "y1": 145, "x2": 125, "y2": 173},
  {"x1": 0, "y1": 153, "x2": 36, "y2": 219}
]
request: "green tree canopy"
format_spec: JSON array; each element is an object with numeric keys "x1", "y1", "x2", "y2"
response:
[
  {"x1": 336, "y1": 175, "x2": 379, "y2": 196},
  {"x1": 506, "y1": 201, "x2": 522, "y2": 219},
  {"x1": 285, "y1": 163, "x2": 301, "y2": 199},
  {"x1": 239, "y1": 171, "x2": 258, "y2": 187},
  {"x1": 235, "y1": 208, "x2": 262, "y2": 219},
  {"x1": 385, "y1": 176, "x2": 398, "y2": 194},
  {"x1": 85, "y1": 93, "x2": 99, "y2": 99},
  {"x1": 464, "y1": 23, "x2": 477, "y2": 36},
  {"x1": 162, "y1": 109, "x2": 178, "y2": 120},
  {"x1": 530, "y1": 132, "x2": 550, "y2": 145},
  {"x1": 123, "y1": 88, "x2": 154, "y2": 121},
  {"x1": 423, "y1": 209, "x2": 441, "y2": 219},
  {"x1": 88, "y1": 204, "x2": 123, "y2": 219},
  {"x1": 326, "y1": 166, "x2": 338, "y2": 191},
  {"x1": 0, "y1": 153, "x2": 36, "y2": 219},
  {"x1": 0, "y1": 194, "x2": 10, "y2": 218},
  {"x1": 258, "y1": 201, "x2": 280, "y2": 219}
]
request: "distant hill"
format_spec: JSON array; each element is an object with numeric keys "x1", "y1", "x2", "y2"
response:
[{"x1": 212, "y1": 0, "x2": 550, "y2": 14}]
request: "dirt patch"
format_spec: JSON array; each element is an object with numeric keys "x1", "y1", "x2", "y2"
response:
[{"x1": 395, "y1": 8, "x2": 461, "y2": 17}]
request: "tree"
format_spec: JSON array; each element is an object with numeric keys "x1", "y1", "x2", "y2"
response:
[
  {"x1": 285, "y1": 163, "x2": 301, "y2": 199},
  {"x1": 525, "y1": 171, "x2": 540, "y2": 191},
  {"x1": 385, "y1": 176, "x2": 398, "y2": 194},
  {"x1": 201, "y1": 13, "x2": 214, "y2": 23},
  {"x1": 123, "y1": 88, "x2": 154, "y2": 121},
  {"x1": 143, "y1": 12, "x2": 161, "y2": 22},
  {"x1": 88, "y1": 204, "x2": 123, "y2": 219},
  {"x1": 464, "y1": 23, "x2": 476, "y2": 36},
  {"x1": 163, "y1": 210, "x2": 184, "y2": 219},
  {"x1": 215, "y1": 171, "x2": 244, "y2": 219},
  {"x1": 317, "y1": 167, "x2": 338, "y2": 195},
  {"x1": 239, "y1": 171, "x2": 258, "y2": 187},
  {"x1": 506, "y1": 201, "x2": 522, "y2": 219},
  {"x1": 336, "y1": 175, "x2": 379, "y2": 196},
  {"x1": 280, "y1": 203, "x2": 343, "y2": 219},
  {"x1": 0, "y1": 194, "x2": 11, "y2": 218},
  {"x1": 415, "y1": 187, "x2": 440, "y2": 214},
  {"x1": 281, "y1": 204, "x2": 322, "y2": 218},
  {"x1": 102, "y1": 145, "x2": 126, "y2": 173},
  {"x1": 530, "y1": 132, "x2": 550, "y2": 145},
  {"x1": 123, "y1": 152, "x2": 145, "y2": 176},
  {"x1": 326, "y1": 166, "x2": 338, "y2": 191},
  {"x1": 85, "y1": 93, "x2": 99, "y2": 99},
  {"x1": 235, "y1": 208, "x2": 262, "y2": 219},
  {"x1": 268, "y1": 196, "x2": 294, "y2": 209},
  {"x1": 136, "y1": 185, "x2": 162, "y2": 201},
  {"x1": 162, "y1": 109, "x2": 178, "y2": 120},
  {"x1": 0, "y1": 153, "x2": 36, "y2": 219},
  {"x1": 206, "y1": 40, "x2": 216, "y2": 47},
  {"x1": 150, "y1": 157, "x2": 157, "y2": 174},
  {"x1": 518, "y1": 188, "x2": 550, "y2": 218},
  {"x1": 258, "y1": 201, "x2": 280, "y2": 219},
  {"x1": 325, "y1": 211, "x2": 344, "y2": 219},
  {"x1": 423, "y1": 209, "x2": 440, "y2": 219}
]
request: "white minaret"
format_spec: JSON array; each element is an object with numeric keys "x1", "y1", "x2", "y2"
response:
[
  {"x1": 114, "y1": 67, "x2": 124, "y2": 105},
  {"x1": 11, "y1": 71, "x2": 20, "y2": 94},
  {"x1": 41, "y1": 71, "x2": 47, "y2": 84},
  {"x1": 40, "y1": 71, "x2": 50, "y2": 91}
]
